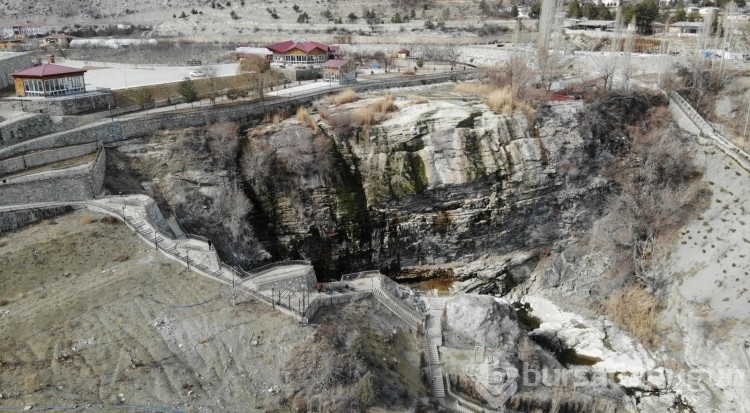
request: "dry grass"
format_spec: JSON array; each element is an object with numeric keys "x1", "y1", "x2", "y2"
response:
[
  {"x1": 24, "y1": 373, "x2": 40, "y2": 392},
  {"x1": 296, "y1": 107, "x2": 320, "y2": 132},
  {"x1": 79, "y1": 215, "x2": 98, "y2": 225},
  {"x1": 318, "y1": 107, "x2": 332, "y2": 123},
  {"x1": 331, "y1": 88, "x2": 358, "y2": 105},
  {"x1": 0, "y1": 239, "x2": 6, "y2": 248},
  {"x1": 454, "y1": 81, "x2": 489, "y2": 96},
  {"x1": 412, "y1": 97, "x2": 429, "y2": 104},
  {"x1": 113, "y1": 252, "x2": 131, "y2": 262},
  {"x1": 352, "y1": 108, "x2": 375, "y2": 128},
  {"x1": 372, "y1": 94, "x2": 398, "y2": 114},
  {"x1": 403, "y1": 70, "x2": 416, "y2": 76},
  {"x1": 99, "y1": 216, "x2": 119, "y2": 224},
  {"x1": 603, "y1": 285, "x2": 661, "y2": 347}
]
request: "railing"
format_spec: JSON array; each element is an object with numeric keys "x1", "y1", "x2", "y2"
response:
[
  {"x1": 671, "y1": 91, "x2": 750, "y2": 171},
  {"x1": 340, "y1": 270, "x2": 381, "y2": 281},
  {"x1": 373, "y1": 287, "x2": 424, "y2": 328},
  {"x1": 245, "y1": 259, "x2": 311, "y2": 276}
]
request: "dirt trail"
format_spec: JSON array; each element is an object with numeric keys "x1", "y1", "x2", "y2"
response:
[{"x1": 0, "y1": 210, "x2": 311, "y2": 412}]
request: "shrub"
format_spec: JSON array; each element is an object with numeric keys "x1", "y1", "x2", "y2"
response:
[
  {"x1": 332, "y1": 88, "x2": 358, "y2": 105},
  {"x1": 603, "y1": 285, "x2": 660, "y2": 347},
  {"x1": 454, "y1": 81, "x2": 488, "y2": 96},
  {"x1": 296, "y1": 106, "x2": 319, "y2": 132},
  {"x1": 354, "y1": 371, "x2": 378, "y2": 407},
  {"x1": 79, "y1": 215, "x2": 97, "y2": 225},
  {"x1": 352, "y1": 107, "x2": 375, "y2": 127},
  {"x1": 372, "y1": 94, "x2": 398, "y2": 114}
]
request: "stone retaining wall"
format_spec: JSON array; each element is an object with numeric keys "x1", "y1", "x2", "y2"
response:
[
  {"x1": 144, "y1": 199, "x2": 174, "y2": 238},
  {"x1": 0, "y1": 205, "x2": 75, "y2": 234},
  {"x1": 0, "y1": 112, "x2": 54, "y2": 146},
  {"x1": 0, "y1": 122, "x2": 120, "y2": 160},
  {"x1": 254, "y1": 268, "x2": 317, "y2": 292},
  {"x1": 0, "y1": 142, "x2": 98, "y2": 176},
  {"x1": 0, "y1": 92, "x2": 115, "y2": 116},
  {"x1": 0, "y1": 52, "x2": 32, "y2": 90},
  {"x1": 0, "y1": 147, "x2": 105, "y2": 206}
]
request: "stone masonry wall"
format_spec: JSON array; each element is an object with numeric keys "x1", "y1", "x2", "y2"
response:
[
  {"x1": 0, "y1": 112, "x2": 54, "y2": 146},
  {"x1": 0, "y1": 52, "x2": 32, "y2": 90},
  {"x1": 144, "y1": 199, "x2": 174, "y2": 238},
  {"x1": 0, "y1": 142, "x2": 98, "y2": 175},
  {"x1": 0, "y1": 122, "x2": 121, "y2": 160},
  {"x1": 254, "y1": 268, "x2": 317, "y2": 292},
  {"x1": 0, "y1": 147, "x2": 105, "y2": 206},
  {"x1": 0, "y1": 205, "x2": 75, "y2": 234},
  {"x1": 0, "y1": 92, "x2": 115, "y2": 116}
]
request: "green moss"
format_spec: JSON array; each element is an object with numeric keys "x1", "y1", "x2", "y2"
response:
[
  {"x1": 504, "y1": 146, "x2": 514, "y2": 172},
  {"x1": 390, "y1": 153, "x2": 428, "y2": 197},
  {"x1": 538, "y1": 140, "x2": 549, "y2": 167},
  {"x1": 456, "y1": 111, "x2": 482, "y2": 129},
  {"x1": 463, "y1": 129, "x2": 486, "y2": 180},
  {"x1": 394, "y1": 136, "x2": 425, "y2": 153}
]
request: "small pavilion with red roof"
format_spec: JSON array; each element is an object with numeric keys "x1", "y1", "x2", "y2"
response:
[
  {"x1": 266, "y1": 40, "x2": 337, "y2": 66},
  {"x1": 11, "y1": 63, "x2": 86, "y2": 97}
]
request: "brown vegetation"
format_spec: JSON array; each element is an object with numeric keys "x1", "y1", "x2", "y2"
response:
[
  {"x1": 331, "y1": 88, "x2": 359, "y2": 105},
  {"x1": 296, "y1": 106, "x2": 320, "y2": 133},
  {"x1": 371, "y1": 94, "x2": 398, "y2": 114},
  {"x1": 603, "y1": 286, "x2": 660, "y2": 347}
]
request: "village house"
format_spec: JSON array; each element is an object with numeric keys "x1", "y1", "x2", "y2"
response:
[
  {"x1": 321, "y1": 59, "x2": 356, "y2": 84},
  {"x1": 43, "y1": 33, "x2": 76, "y2": 48},
  {"x1": 2, "y1": 22, "x2": 48, "y2": 38},
  {"x1": 266, "y1": 40, "x2": 339, "y2": 66},
  {"x1": 397, "y1": 49, "x2": 410, "y2": 59},
  {"x1": 11, "y1": 63, "x2": 87, "y2": 97}
]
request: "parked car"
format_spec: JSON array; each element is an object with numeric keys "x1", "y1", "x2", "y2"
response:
[{"x1": 189, "y1": 71, "x2": 205, "y2": 78}]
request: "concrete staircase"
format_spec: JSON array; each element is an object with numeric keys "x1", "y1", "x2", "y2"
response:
[
  {"x1": 428, "y1": 345, "x2": 445, "y2": 398},
  {"x1": 373, "y1": 287, "x2": 424, "y2": 327}
]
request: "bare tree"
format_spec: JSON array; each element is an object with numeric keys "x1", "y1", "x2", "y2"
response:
[
  {"x1": 241, "y1": 137, "x2": 276, "y2": 193},
  {"x1": 214, "y1": 181, "x2": 251, "y2": 243},
  {"x1": 206, "y1": 120, "x2": 240, "y2": 171},
  {"x1": 201, "y1": 65, "x2": 220, "y2": 104},
  {"x1": 441, "y1": 44, "x2": 461, "y2": 68}
]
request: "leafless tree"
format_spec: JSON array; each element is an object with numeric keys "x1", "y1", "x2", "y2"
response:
[
  {"x1": 201, "y1": 65, "x2": 220, "y2": 104},
  {"x1": 214, "y1": 181, "x2": 251, "y2": 243},
  {"x1": 206, "y1": 120, "x2": 240, "y2": 171},
  {"x1": 241, "y1": 137, "x2": 276, "y2": 193}
]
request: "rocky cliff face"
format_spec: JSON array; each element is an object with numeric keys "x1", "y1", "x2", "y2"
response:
[
  {"x1": 103, "y1": 90, "x2": 610, "y2": 284},
  {"x1": 243, "y1": 93, "x2": 610, "y2": 282}
]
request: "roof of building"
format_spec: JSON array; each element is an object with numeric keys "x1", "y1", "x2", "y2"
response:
[
  {"x1": 398, "y1": 48, "x2": 410, "y2": 54},
  {"x1": 6, "y1": 21, "x2": 44, "y2": 27},
  {"x1": 321, "y1": 59, "x2": 350, "y2": 68},
  {"x1": 576, "y1": 20, "x2": 616, "y2": 27},
  {"x1": 11, "y1": 63, "x2": 86, "y2": 78},
  {"x1": 266, "y1": 40, "x2": 332, "y2": 54},
  {"x1": 236, "y1": 46, "x2": 272, "y2": 56},
  {"x1": 670, "y1": 21, "x2": 704, "y2": 28}
]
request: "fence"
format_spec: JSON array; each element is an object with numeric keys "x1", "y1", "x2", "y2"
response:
[
  {"x1": 245, "y1": 259, "x2": 311, "y2": 276},
  {"x1": 303, "y1": 291, "x2": 372, "y2": 322},
  {"x1": 340, "y1": 270, "x2": 381, "y2": 281},
  {"x1": 670, "y1": 91, "x2": 750, "y2": 171}
]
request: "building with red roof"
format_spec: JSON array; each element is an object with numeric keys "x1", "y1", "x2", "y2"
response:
[
  {"x1": 321, "y1": 59, "x2": 356, "y2": 84},
  {"x1": 265, "y1": 40, "x2": 337, "y2": 66},
  {"x1": 11, "y1": 63, "x2": 86, "y2": 97}
]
